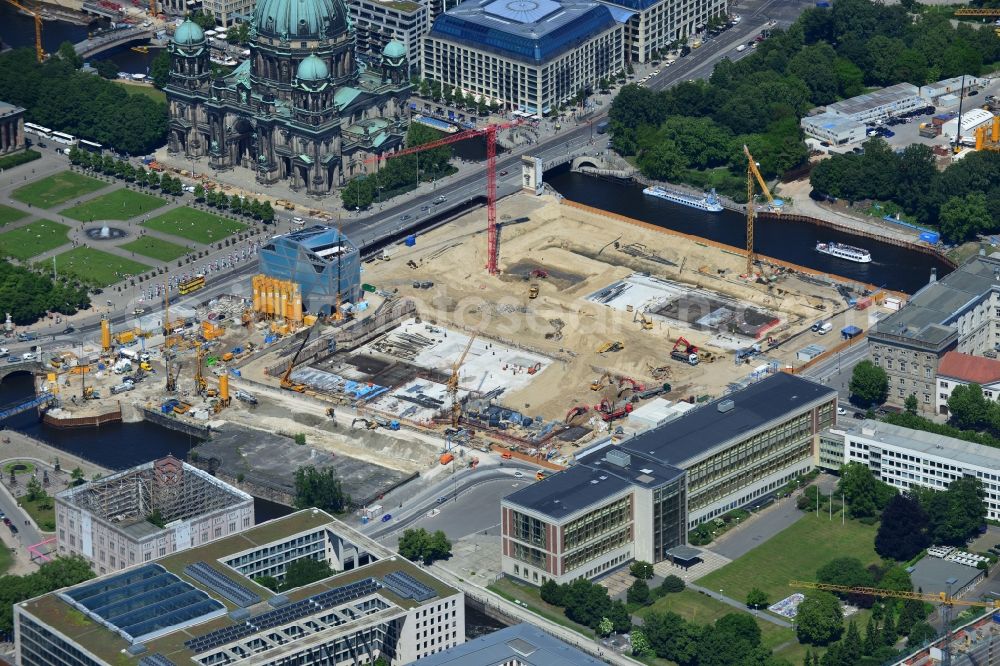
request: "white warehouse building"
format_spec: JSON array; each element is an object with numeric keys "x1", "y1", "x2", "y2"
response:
[
  {"x1": 821, "y1": 82, "x2": 926, "y2": 125},
  {"x1": 942, "y1": 108, "x2": 994, "y2": 139}
]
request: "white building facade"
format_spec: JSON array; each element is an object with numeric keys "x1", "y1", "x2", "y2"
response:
[
  {"x1": 351, "y1": 0, "x2": 428, "y2": 73},
  {"x1": 597, "y1": 0, "x2": 727, "y2": 64}
]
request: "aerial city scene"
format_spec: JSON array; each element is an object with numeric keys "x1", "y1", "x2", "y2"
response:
[{"x1": 1, "y1": 0, "x2": 1000, "y2": 662}]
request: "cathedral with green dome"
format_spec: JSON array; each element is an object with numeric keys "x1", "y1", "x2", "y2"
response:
[{"x1": 164, "y1": 0, "x2": 412, "y2": 196}]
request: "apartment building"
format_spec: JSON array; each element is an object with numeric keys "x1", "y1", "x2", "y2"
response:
[
  {"x1": 598, "y1": 0, "x2": 727, "y2": 63},
  {"x1": 501, "y1": 373, "x2": 837, "y2": 584},
  {"x1": 351, "y1": 0, "x2": 428, "y2": 73},
  {"x1": 935, "y1": 351, "x2": 1000, "y2": 415}
]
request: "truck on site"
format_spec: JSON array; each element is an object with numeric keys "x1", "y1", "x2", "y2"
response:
[
  {"x1": 671, "y1": 337, "x2": 699, "y2": 365},
  {"x1": 234, "y1": 390, "x2": 258, "y2": 405}
]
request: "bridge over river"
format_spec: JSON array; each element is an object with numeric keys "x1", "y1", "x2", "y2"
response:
[{"x1": 74, "y1": 26, "x2": 152, "y2": 59}]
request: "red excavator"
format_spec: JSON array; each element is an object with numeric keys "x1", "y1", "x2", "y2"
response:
[
  {"x1": 671, "y1": 337, "x2": 700, "y2": 366},
  {"x1": 595, "y1": 398, "x2": 633, "y2": 422},
  {"x1": 565, "y1": 405, "x2": 589, "y2": 424}
]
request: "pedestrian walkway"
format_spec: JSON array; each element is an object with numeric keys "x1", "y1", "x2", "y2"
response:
[
  {"x1": 654, "y1": 550, "x2": 732, "y2": 583},
  {"x1": 685, "y1": 583, "x2": 793, "y2": 628}
]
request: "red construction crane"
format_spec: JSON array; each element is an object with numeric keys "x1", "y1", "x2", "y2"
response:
[{"x1": 366, "y1": 120, "x2": 520, "y2": 275}]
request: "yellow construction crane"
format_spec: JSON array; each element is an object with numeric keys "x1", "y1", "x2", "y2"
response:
[
  {"x1": 743, "y1": 144, "x2": 777, "y2": 277},
  {"x1": 280, "y1": 320, "x2": 319, "y2": 392},
  {"x1": 194, "y1": 344, "x2": 206, "y2": 394},
  {"x1": 792, "y1": 580, "x2": 1000, "y2": 665},
  {"x1": 975, "y1": 116, "x2": 1000, "y2": 152},
  {"x1": 4, "y1": 0, "x2": 43, "y2": 62},
  {"x1": 448, "y1": 332, "x2": 478, "y2": 428}
]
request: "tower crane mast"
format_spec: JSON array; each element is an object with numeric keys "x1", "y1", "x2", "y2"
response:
[
  {"x1": 448, "y1": 332, "x2": 478, "y2": 428},
  {"x1": 743, "y1": 144, "x2": 777, "y2": 277},
  {"x1": 366, "y1": 120, "x2": 520, "y2": 275}
]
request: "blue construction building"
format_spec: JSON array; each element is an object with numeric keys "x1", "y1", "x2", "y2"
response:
[{"x1": 259, "y1": 225, "x2": 361, "y2": 314}]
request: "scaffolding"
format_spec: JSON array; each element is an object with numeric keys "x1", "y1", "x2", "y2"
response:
[{"x1": 59, "y1": 456, "x2": 248, "y2": 528}]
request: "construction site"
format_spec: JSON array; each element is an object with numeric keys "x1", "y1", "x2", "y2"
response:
[{"x1": 18, "y1": 163, "x2": 900, "y2": 487}]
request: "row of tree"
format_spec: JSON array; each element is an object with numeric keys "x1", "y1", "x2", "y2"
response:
[
  {"x1": 0, "y1": 47, "x2": 167, "y2": 155},
  {"x1": 633, "y1": 609, "x2": 783, "y2": 666},
  {"x1": 293, "y1": 466, "x2": 351, "y2": 514},
  {"x1": 608, "y1": 0, "x2": 1000, "y2": 198},
  {"x1": 340, "y1": 124, "x2": 455, "y2": 210},
  {"x1": 413, "y1": 79, "x2": 505, "y2": 116},
  {"x1": 811, "y1": 142, "x2": 1000, "y2": 241}
]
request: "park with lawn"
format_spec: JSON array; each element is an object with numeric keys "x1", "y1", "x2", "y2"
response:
[
  {"x1": 46, "y1": 247, "x2": 150, "y2": 287},
  {"x1": 12, "y1": 171, "x2": 105, "y2": 209},
  {"x1": 142, "y1": 207, "x2": 245, "y2": 244},
  {"x1": 61, "y1": 188, "x2": 165, "y2": 222},
  {"x1": 0, "y1": 204, "x2": 26, "y2": 227},
  {"x1": 121, "y1": 236, "x2": 191, "y2": 262},
  {"x1": 0, "y1": 219, "x2": 70, "y2": 260}
]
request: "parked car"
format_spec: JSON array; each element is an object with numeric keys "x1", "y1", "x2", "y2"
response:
[
  {"x1": 436, "y1": 497, "x2": 448, "y2": 504},
  {"x1": 400, "y1": 214, "x2": 413, "y2": 222},
  {"x1": 837, "y1": 407, "x2": 847, "y2": 415},
  {"x1": 736, "y1": 44, "x2": 747, "y2": 52},
  {"x1": 381, "y1": 513, "x2": 392, "y2": 523},
  {"x1": 62, "y1": 325, "x2": 75, "y2": 334}
]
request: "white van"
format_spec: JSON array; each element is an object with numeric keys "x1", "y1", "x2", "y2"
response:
[{"x1": 119, "y1": 348, "x2": 139, "y2": 361}]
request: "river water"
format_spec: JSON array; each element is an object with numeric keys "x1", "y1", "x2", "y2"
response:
[
  {"x1": 546, "y1": 169, "x2": 953, "y2": 295},
  {"x1": 0, "y1": 4, "x2": 161, "y2": 74}
]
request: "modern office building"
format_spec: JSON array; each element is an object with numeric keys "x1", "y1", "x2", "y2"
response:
[
  {"x1": 597, "y1": 0, "x2": 727, "y2": 63},
  {"x1": 0, "y1": 101, "x2": 25, "y2": 157},
  {"x1": 17, "y1": 509, "x2": 465, "y2": 666},
  {"x1": 422, "y1": 0, "x2": 626, "y2": 115},
  {"x1": 820, "y1": 82, "x2": 926, "y2": 125},
  {"x1": 55, "y1": 455, "x2": 254, "y2": 576},
  {"x1": 935, "y1": 351, "x2": 1000, "y2": 415},
  {"x1": 868, "y1": 254, "x2": 1000, "y2": 413},
  {"x1": 351, "y1": 0, "x2": 427, "y2": 73},
  {"x1": 259, "y1": 225, "x2": 362, "y2": 314},
  {"x1": 836, "y1": 420, "x2": 1000, "y2": 521},
  {"x1": 165, "y1": 0, "x2": 413, "y2": 197},
  {"x1": 405, "y1": 623, "x2": 605, "y2": 666},
  {"x1": 501, "y1": 373, "x2": 837, "y2": 584}
]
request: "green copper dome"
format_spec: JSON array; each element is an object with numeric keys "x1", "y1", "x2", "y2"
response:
[
  {"x1": 172, "y1": 19, "x2": 206, "y2": 45},
  {"x1": 253, "y1": 0, "x2": 349, "y2": 40},
  {"x1": 296, "y1": 54, "x2": 329, "y2": 81},
  {"x1": 382, "y1": 40, "x2": 406, "y2": 59}
]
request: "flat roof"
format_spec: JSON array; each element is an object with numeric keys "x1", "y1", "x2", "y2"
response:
[
  {"x1": 620, "y1": 373, "x2": 835, "y2": 466},
  {"x1": 845, "y1": 420, "x2": 1000, "y2": 472},
  {"x1": 21, "y1": 510, "x2": 457, "y2": 664},
  {"x1": 871, "y1": 254, "x2": 998, "y2": 349},
  {"x1": 909, "y1": 557, "x2": 982, "y2": 596},
  {"x1": 405, "y1": 623, "x2": 605, "y2": 666},
  {"x1": 503, "y1": 462, "x2": 633, "y2": 520},
  {"x1": 825, "y1": 82, "x2": 922, "y2": 118},
  {"x1": 280, "y1": 225, "x2": 357, "y2": 253},
  {"x1": 801, "y1": 111, "x2": 865, "y2": 132},
  {"x1": 0, "y1": 101, "x2": 24, "y2": 118},
  {"x1": 665, "y1": 545, "x2": 701, "y2": 561},
  {"x1": 429, "y1": 0, "x2": 619, "y2": 64}
]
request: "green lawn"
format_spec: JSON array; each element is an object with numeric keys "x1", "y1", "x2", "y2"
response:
[
  {"x1": 0, "y1": 219, "x2": 70, "y2": 259},
  {"x1": 699, "y1": 513, "x2": 881, "y2": 615},
  {"x1": 22, "y1": 495, "x2": 56, "y2": 532},
  {"x1": 47, "y1": 247, "x2": 150, "y2": 287},
  {"x1": 488, "y1": 578, "x2": 593, "y2": 638},
  {"x1": 142, "y1": 207, "x2": 246, "y2": 244},
  {"x1": 120, "y1": 236, "x2": 191, "y2": 262},
  {"x1": 61, "y1": 189, "x2": 165, "y2": 222},
  {"x1": 12, "y1": 171, "x2": 105, "y2": 209},
  {"x1": 114, "y1": 80, "x2": 167, "y2": 104},
  {"x1": 0, "y1": 204, "x2": 27, "y2": 226}
]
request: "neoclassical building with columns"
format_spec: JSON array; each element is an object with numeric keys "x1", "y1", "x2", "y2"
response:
[
  {"x1": 164, "y1": 0, "x2": 412, "y2": 196},
  {"x1": 0, "y1": 101, "x2": 25, "y2": 157}
]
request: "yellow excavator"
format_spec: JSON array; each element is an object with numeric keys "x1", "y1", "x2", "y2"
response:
[{"x1": 280, "y1": 320, "x2": 319, "y2": 393}]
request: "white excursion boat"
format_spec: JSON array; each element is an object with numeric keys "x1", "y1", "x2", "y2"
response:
[
  {"x1": 816, "y1": 241, "x2": 872, "y2": 263},
  {"x1": 642, "y1": 186, "x2": 724, "y2": 212}
]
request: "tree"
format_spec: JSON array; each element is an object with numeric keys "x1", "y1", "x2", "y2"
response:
[
  {"x1": 26, "y1": 477, "x2": 45, "y2": 502},
  {"x1": 150, "y1": 50, "x2": 171, "y2": 89},
  {"x1": 916, "y1": 476, "x2": 986, "y2": 545},
  {"x1": 598, "y1": 616, "x2": 614, "y2": 637},
  {"x1": 57, "y1": 41, "x2": 82, "y2": 69},
  {"x1": 254, "y1": 575, "x2": 280, "y2": 592},
  {"x1": 94, "y1": 59, "x2": 119, "y2": 80},
  {"x1": 0, "y1": 555, "x2": 94, "y2": 632},
  {"x1": 939, "y1": 192, "x2": 992, "y2": 243},
  {"x1": 643, "y1": 611, "x2": 698, "y2": 663},
  {"x1": 282, "y1": 558, "x2": 333, "y2": 589},
  {"x1": 747, "y1": 587, "x2": 769, "y2": 609},
  {"x1": 631, "y1": 628, "x2": 654, "y2": 657},
  {"x1": 817, "y1": 557, "x2": 875, "y2": 589},
  {"x1": 947, "y1": 383, "x2": 991, "y2": 430},
  {"x1": 908, "y1": 621, "x2": 936, "y2": 646},
  {"x1": 875, "y1": 493, "x2": 929, "y2": 560},
  {"x1": 838, "y1": 462, "x2": 896, "y2": 518},
  {"x1": 849, "y1": 360, "x2": 888, "y2": 407},
  {"x1": 609, "y1": 599, "x2": 632, "y2": 633},
  {"x1": 419, "y1": 79, "x2": 431, "y2": 97},
  {"x1": 259, "y1": 200, "x2": 275, "y2": 223},
  {"x1": 397, "y1": 528, "x2": 452, "y2": 564},
  {"x1": 540, "y1": 578, "x2": 564, "y2": 605},
  {"x1": 293, "y1": 466, "x2": 351, "y2": 513},
  {"x1": 562, "y1": 579, "x2": 612, "y2": 630},
  {"x1": 70, "y1": 467, "x2": 85, "y2": 485},
  {"x1": 904, "y1": 394, "x2": 918, "y2": 415},
  {"x1": 630, "y1": 560, "x2": 654, "y2": 580},
  {"x1": 192, "y1": 10, "x2": 216, "y2": 29},
  {"x1": 627, "y1": 579, "x2": 651, "y2": 606},
  {"x1": 659, "y1": 574, "x2": 685, "y2": 594},
  {"x1": 193, "y1": 184, "x2": 206, "y2": 202},
  {"x1": 796, "y1": 591, "x2": 844, "y2": 645}
]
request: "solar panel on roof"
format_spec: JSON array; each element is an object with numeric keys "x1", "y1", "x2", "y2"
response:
[
  {"x1": 139, "y1": 654, "x2": 176, "y2": 666},
  {"x1": 184, "y1": 562, "x2": 261, "y2": 608},
  {"x1": 381, "y1": 571, "x2": 436, "y2": 602}
]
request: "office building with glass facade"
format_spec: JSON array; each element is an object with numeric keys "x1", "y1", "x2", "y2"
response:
[
  {"x1": 16, "y1": 510, "x2": 465, "y2": 666},
  {"x1": 422, "y1": 0, "x2": 626, "y2": 115},
  {"x1": 259, "y1": 225, "x2": 362, "y2": 315},
  {"x1": 501, "y1": 373, "x2": 836, "y2": 585}
]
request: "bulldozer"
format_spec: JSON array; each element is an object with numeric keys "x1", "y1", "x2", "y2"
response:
[{"x1": 597, "y1": 341, "x2": 624, "y2": 354}]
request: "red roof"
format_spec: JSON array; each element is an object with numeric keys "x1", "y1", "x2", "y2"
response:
[{"x1": 938, "y1": 351, "x2": 1000, "y2": 385}]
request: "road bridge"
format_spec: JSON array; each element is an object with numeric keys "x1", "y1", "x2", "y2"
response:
[
  {"x1": 0, "y1": 361, "x2": 43, "y2": 383},
  {"x1": 74, "y1": 27, "x2": 152, "y2": 58},
  {"x1": 81, "y1": 2, "x2": 123, "y2": 19}
]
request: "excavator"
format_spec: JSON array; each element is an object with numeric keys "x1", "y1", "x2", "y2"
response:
[
  {"x1": 597, "y1": 341, "x2": 624, "y2": 354},
  {"x1": 565, "y1": 405, "x2": 589, "y2": 424},
  {"x1": 671, "y1": 337, "x2": 699, "y2": 366},
  {"x1": 634, "y1": 310, "x2": 654, "y2": 330},
  {"x1": 590, "y1": 371, "x2": 613, "y2": 391},
  {"x1": 617, "y1": 377, "x2": 644, "y2": 399},
  {"x1": 280, "y1": 320, "x2": 320, "y2": 393}
]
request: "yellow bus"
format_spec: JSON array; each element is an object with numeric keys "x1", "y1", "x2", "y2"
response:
[{"x1": 178, "y1": 274, "x2": 206, "y2": 295}]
